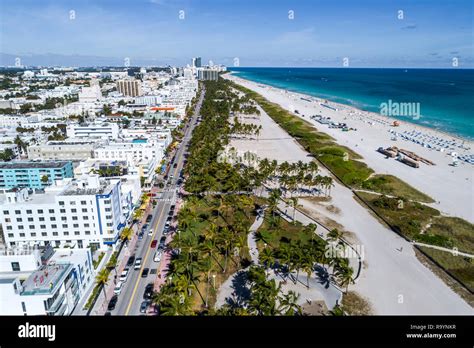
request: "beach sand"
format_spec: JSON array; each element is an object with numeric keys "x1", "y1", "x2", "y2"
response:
[
  {"x1": 223, "y1": 74, "x2": 473, "y2": 314},
  {"x1": 225, "y1": 73, "x2": 474, "y2": 223}
]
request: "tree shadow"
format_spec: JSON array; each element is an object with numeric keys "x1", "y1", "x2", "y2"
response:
[
  {"x1": 225, "y1": 270, "x2": 250, "y2": 308},
  {"x1": 314, "y1": 265, "x2": 331, "y2": 289}
]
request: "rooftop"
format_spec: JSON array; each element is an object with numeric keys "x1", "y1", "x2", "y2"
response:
[
  {"x1": 21, "y1": 262, "x2": 72, "y2": 296},
  {"x1": 0, "y1": 161, "x2": 70, "y2": 170}
]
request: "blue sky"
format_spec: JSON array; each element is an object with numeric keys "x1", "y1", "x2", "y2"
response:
[{"x1": 0, "y1": 0, "x2": 472, "y2": 67}]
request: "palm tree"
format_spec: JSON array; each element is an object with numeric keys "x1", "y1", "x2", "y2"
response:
[
  {"x1": 288, "y1": 197, "x2": 299, "y2": 223},
  {"x1": 335, "y1": 264, "x2": 354, "y2": 293},
  {"x1": 328, "y1": 228, "x2": 343, "y2": 244},
  {"x1": 259, "y1": 247, "x2": 274, "y2": 275},
  {"x1": 95, "y1": 268, "x2": 109, "y2": 299},
  {"x1": 301, "y1": 253, "x2": 314, "y2": 289},
  {"x1": 278, "y1": 290, "x2": 301, "y2": 315},
  {"x1": 120, "y1": 227, "x2": 133, "y2": 245}
]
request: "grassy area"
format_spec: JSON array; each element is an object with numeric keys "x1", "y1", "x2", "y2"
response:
[
  {"x1": 356, "y1": 191, "x2": 440, "y2": 240},
  {"x1": 256, "y1": 213, "x2": 325, "y2": 252},
  {"x1": 92, "y1": 252, "x2": 105, "y2": 269},
  {"x1": 341, "y1": 291, "x2": 373, "y2": 315},
  {"x1": 424, "y1": 216, "x2": 474, "y2": 254},
  {"x1": 418, "y1": 246, "x2": 474, "y2": 293},
  {"x1": 359, "y1": 174, "x2": 434, "y2": 203}
]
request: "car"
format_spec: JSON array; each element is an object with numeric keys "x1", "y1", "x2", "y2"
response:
[
  {"x1": 148, "y1": 228, "x2": 153, "y2": 236},
  {"x1": 164, "y1": 221, "x2": 171, "y2": 230},
  {"x1": 168, "y1": 210, "x2": 173, "y2": 216},
  {"x1": 150, "y1": 240, "x2": 157, "y2": 248},
  {"x1": 134, "y1": 258, "x2": 142, "y2": 270},
  {"x1": 173, "y1": 163, "x2": 178, "y2": 168},
  {"x1": 177, "y1": 178, "x2": 183, "y2": 186},
  {"x1": 138, "y1": 231, "x2": 144, "y2": 240},
  {"x1": 141, "y1": 268, "x2": 149, "y2": 278},
  {"x1": 104, "y1": 311, "x2": 112, "y2": 316},
  {"x1": 113, "y1": 281, "x2": 123, "y2": 295},
  {"x1": 107, "y1": 295, "x2": 118, "y2": 310},
  {"x1": 166, "y1": 216, "x2": 172, "y2": 222},
  {"x1": 170, "y1": 174, "x2": 174, "y2": 180},
  {"x1": 141, "y1": 223, "x2": 149, "y2": 231},
  {"x1": 119, "y1": 268, "x2": 129, "y2": 282},
  {"x1": 146, "y1": 214, "x2": 153, "y2": 223},
  {"x1": 153, "y1": 250, "x2": 162, "y2": 262},
  {"x1": 170, "y1": 204, "x2": 176, "y2": 211},
  {"x1": 126, "y1": 256, "x2": 135, "y2": 267},
  {"x1": 140, "y1": 301, "x2": 150, "y2": 313},
  {"x1": 143, "y1": 283, "x2": 154, "y2": 300}
]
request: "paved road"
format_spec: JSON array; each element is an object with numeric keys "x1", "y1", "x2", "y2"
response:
[{"x1": 108, "y1": 87, "x2": 205, "y2": 316}]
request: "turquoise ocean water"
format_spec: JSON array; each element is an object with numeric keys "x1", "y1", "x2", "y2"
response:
[{"x1": 229, "y1": 68, "x2": 474, "y2": 140}]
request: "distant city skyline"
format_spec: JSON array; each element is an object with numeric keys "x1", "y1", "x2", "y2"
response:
[{"x1": 1, "y1": 0, "x2": 472, "y2": 68}]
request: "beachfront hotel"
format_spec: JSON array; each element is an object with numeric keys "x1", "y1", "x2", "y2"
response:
[{"x1": 0, "y1": 175, "x2": 127, "y2": 251}]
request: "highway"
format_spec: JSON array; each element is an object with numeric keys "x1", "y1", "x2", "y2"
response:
[{"x1": 110, "y1": 87, "x2": 205, "y2": 316}]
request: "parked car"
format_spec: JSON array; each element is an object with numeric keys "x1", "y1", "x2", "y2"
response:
[
  {"x1": 150, "y1": 240, "x2": 158, "y2": 248},
  {"x1": 104, "y1": 311, "x2": 112, "y2": 316},
  {"x1": 143, "y1": 283, "x2": 154, "y2": 300},
  {"x1": 113, "y1": 281, "x2": 124, "y2": 295},
  {"x1": 140, "y1": 301, "x2": 150, "y2": 314},
  {"x1": 119, "y1": 268, "x2": 129, "y2": 282},
  {"x1": 158, "y1": 236, "x2": 167, "y2": 249},
  {"x1": 148, "y1": 228, "x2": 153, "y2": 236},
  {"x1": 146, "y1": 214, "x2": 153, "y2": 223},
  {"x1": 107, "y1": 295, "x2": 118, "y2": 311},
  {"x1": 126, "y1": 256, "x2": 135, "y2": 267},
  {"x1": 170, "y1": 204, "x2": 176, "y2": 211},
  {"x1": 141, "y1": 268, "x2": 149, "y2": 278},
  {"x1": 134, "y1": 258, "x2": 142, "y2": 270},
  {"x1": 153, "y1": 250, "x2": 162, "y2": 262},
  {"x1": 173, "y1": 163, "x2": 178, "y2": 168}
]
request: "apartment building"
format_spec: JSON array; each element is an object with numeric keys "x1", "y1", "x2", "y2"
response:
[{"x1": 0, "y1": 161, "x2": 74, "y2": 190}]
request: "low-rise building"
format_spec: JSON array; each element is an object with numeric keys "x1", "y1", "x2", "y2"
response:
[
  {"x1": 0, "y1": 245, "x2": 94, "y2": 315},
  {"x1": 66, "y1": 122, "x2": 119, "y2": 139},
  {"x1": 0, "y1": 161, "x2": 74, "y2": 190},
  {"x1": 28, "y1": 141, "x2": 97, "y2": 161}
]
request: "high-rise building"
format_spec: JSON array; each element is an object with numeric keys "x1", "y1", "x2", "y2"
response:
[
  {"x1": 192, "y1": 57, "x2": 202, "y2": 68},
  {"x1": 197, "y1": 68, "x2": 219, "y2": 81},
  {"x1": 117, "y1": 79, "x2": 142, "y2": 97}
]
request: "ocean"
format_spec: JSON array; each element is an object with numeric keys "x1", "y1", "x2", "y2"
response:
[{"x1": 229, "y1": 68, "x2": 474, "y2": 140}]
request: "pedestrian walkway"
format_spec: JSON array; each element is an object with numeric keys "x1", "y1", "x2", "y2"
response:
[{"x1": 247, "y1": 210, "x2": 265, "y2": 264}]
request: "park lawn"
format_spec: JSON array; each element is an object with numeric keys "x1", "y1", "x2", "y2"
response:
[
  {"x1": 418, "y1": 246, "x2": 474, "y2": 293},
  {"x1": 424, "y1": 216, "x2": 474, "y2": 254},
  {"x1": 256, "y1": 214, "x2": 322, "y2": 252},
  {"x1": 359, "y1": 174, "x2": 434, "y2": 203}
]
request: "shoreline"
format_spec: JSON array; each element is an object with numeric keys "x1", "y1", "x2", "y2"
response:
[
  {"x1": 227, "y1": 71, "x2": 474, "y2": 144},
  {"x1": 223, "y1": 73, "x2": 474, "y2": 223}
]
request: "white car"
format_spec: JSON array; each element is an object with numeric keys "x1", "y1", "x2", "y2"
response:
[
  {"x1": 148, "y1": 229, "x2": 153, "y2": 236},
  {"x1": 153, "y1": 251, "x2": 162, "y2": 263},
  {"x1": 134, "y1": 258, "x2": 142, "y2": 270},
  {"x1": 114, "y1": 281, "x2": 123, "y2": 295},
  {"x1": 119, "y1": 268, "x2": 129, "y2": 282}
]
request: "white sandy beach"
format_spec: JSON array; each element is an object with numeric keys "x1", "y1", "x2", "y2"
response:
[
  {"x1": 223, "y1": 74, "x2": 473, "y2": 315},
  {"x1": 225, "y1": 73, "x2": 474, "y2": 224}
]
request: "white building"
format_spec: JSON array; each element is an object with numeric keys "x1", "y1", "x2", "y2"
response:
[
  {"x1": 0, "y1": 245, "x2": 94, "y2": 315},
  {"x1": 78, "y1": 85, "x2": 102, "y2": 104},
  {"x1": 66, "y1": 122, "x2": 119, "y2": 139},
  {"x1": 28, "y1": 140, "x2": 98, "y2": 161},
  {"x1": 0, "y1": 175, "x2": 126, "y2": 251}
]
